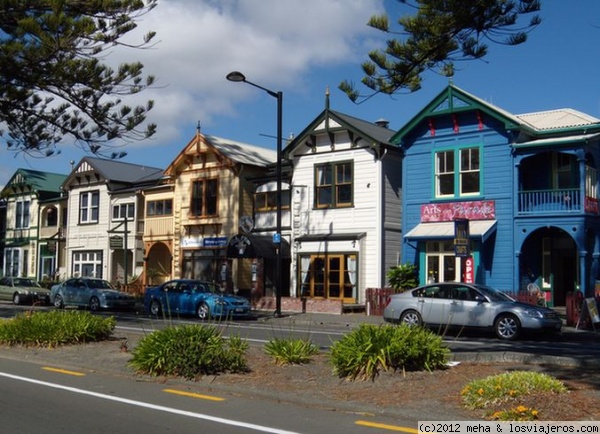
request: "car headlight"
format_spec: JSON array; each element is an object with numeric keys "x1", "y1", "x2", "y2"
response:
[{"x1": 523, "y1": 308, "x2": 544, "y2": 319}]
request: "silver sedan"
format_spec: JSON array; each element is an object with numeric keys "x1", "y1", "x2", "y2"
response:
[{"x1": 383, "y1": 282, "x2": 562, "y2": 340}]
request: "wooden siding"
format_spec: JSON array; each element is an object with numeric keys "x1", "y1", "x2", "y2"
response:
[{"x1": 402, "y1": 114, "x2": 516, "y2": 291}]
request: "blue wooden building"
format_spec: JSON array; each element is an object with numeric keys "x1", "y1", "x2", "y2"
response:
[{"x1": 392, "y1": 85, "x2": 600, "y2": 307}]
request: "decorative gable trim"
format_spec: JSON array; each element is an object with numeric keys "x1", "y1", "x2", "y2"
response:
[{"x1": 391, "y1": 85, "x2": 527, "y2": 146}]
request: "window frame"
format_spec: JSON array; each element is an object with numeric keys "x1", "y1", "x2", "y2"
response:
[
  {"x1": 79, "y1": 191, "x2": 100, "y2": 224},
  {"x1": 112, "y1": 202, "x2": 135, "y2": 221},
  {"x1": 254, "y1": 190, "x2": 291, "y2": 212},
  {"x1": 434, "y1": 146, "x2": 481, "y2": 199},
  {"x1": 314, "y1": 161, "x2": 353, "y2": 209},
  {"x1": 190, "y1": 178, "x2": 218, "y2": 217},
  {"x1": 15, "y1": 199, "x2": 30, "y2": 229},
  {"x1": 146, "y1": 199, "x2": 173, "y2": 217}
]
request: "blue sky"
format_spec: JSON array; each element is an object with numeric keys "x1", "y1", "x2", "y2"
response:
[{"x1": 2, "y1": 1, "x2": 600, "y2": 188}]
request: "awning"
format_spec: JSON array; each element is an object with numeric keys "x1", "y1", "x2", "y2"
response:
[
  {"x1": 294, "y1": 232, "x2": 366, "y2": 242},
  {"x1": 404, "y1": 220, "x2": 497, "y2": 242},
  {"x1": 226, "y1": 234, "x2": 290, "y2": 259}
]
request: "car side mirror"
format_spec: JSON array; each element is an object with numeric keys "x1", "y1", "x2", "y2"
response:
[{"x1": 475, "y1": 295, "x2": 486, "y2": 302}]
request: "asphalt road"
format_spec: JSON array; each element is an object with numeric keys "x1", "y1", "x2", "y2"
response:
[{"x1": 0, "y1": 352, "x2": 415, "y2": 433}]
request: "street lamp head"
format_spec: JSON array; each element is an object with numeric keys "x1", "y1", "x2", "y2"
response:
[{"x1": 226, "y1": 71, "x2": 246, "y2": 82}]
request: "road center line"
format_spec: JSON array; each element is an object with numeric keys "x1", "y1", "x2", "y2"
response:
[
  {"x1": 0, "y1": 371, "x2": 298, "y2": 434},
  {"x1": 42, "y1": 366, "x2": 86, "y2": 376},
  {"x1": 163, "y1": 388, "x2": 225, "y2": 401}
]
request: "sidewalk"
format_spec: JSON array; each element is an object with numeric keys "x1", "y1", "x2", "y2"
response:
[{"x1": 253, "y1": 309, "x2": 600, "y2": 367}]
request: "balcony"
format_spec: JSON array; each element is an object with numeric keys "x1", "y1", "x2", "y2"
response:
[{"x1": 518, "y1": 188, "x2": 581, "y2": 215}]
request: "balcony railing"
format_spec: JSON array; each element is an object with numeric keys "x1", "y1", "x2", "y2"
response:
[{"x1": 518, "y1": 188, "x2": 581, "y2": 215}]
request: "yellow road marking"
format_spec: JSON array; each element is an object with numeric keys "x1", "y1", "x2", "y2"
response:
[
  {"x1": 42, "y1": 367, "x2": 86, "y2": 377},
  {"x1": 163, "y1": 388, "x2": 225, "y2": 402},
  {"x1": 356, "y1": 420, "x2": 418, "y2": 433}
]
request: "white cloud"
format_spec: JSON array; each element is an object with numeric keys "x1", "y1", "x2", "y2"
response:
[{"x1": 112, "y1": 0, "x2": 384, "y2": 148}]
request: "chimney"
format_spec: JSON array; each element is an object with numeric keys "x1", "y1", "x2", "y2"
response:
[{"x1": 375, "y1": 118, "x2": 389, "y2": 128}]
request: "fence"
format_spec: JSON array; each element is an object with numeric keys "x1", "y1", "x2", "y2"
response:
[{"x1": 365, "y1": 287, "x2": 397, "y2": 316}]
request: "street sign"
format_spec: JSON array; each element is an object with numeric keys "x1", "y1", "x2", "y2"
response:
[{"x1": 273, "y1": 233, "x2": 281, "y2": 244}]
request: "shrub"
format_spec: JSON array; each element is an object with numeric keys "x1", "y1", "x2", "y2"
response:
[
  {"x1": 128, "y1": 324, "x2": 248, "y2": 379},
  {"x1": 264, "y1": 338, "x2": 320, "y2": 365},
  {"x1": 329, "y1": 323, "x2": 449, "y2": 381},
  {"x1": 387, "y1": 263, "x2": 419, "y2": 292},
  {"x1": 0, "y1": 310, "x2": 115, "y2": 347},
  {"x1": 461, "y1": 371, "x2": 568, "y2": 415}
]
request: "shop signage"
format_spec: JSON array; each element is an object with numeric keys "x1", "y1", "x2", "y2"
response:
[
  {"x1": 464, "y1": 257, "x2": 474, "y2": 283},
  {"x1": 109, "y1": 236, "x2": 123, "y2": 249},
  {"x1": 203, "y1": 237, "x2": 228, "y2": 248},
  {"x1": 421, "y1": 200, "x2": 495, "y2": 222}
]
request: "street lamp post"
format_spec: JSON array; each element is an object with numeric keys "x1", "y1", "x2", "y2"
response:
[{"x1": 226, "y1": 71, "x2": 283, "y2": 318}]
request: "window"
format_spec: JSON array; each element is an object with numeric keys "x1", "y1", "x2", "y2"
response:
[
  {"x1": 4, "y1": 248, "x2": 20, "y2": 276},
  {"x1": 72, "y1": 251, "x2": 103, "y2": 278},
  {"x1": 586, "y1": 165, "x2": 597, "y2": 199},
  {"x1": 298, "y1": 254, "x2": 357, "y2": 301},
  {"x1": 43, "y1": 206, "x2": 58, "y2": 227},
  {"x1": 112, "y1": 203, "x2": 135, "y2": 221},
  {"x1": 435, "y1": 147, "x2": 480, "y2": 198},
  {"x1": 191, "y1": 179, "x2": 218, "y2": 217},
  {"x1": 79, "y1": 191, "x2": 99, "y2": 224},
  {"x1": 15, "y1": 200, "x2": 30, "y2": 228},
  {"x1": 255, "y1": 190, "x2": 291, "y2": 212},
  {"x1": 460, "y1": 148, "x2": 480, "y2": 195},
  {"x1": 315, "y1": 162, "x2": 353, "y2": 208},
  {"x1": 147, "y1": 199, "x2": 173, "y2": 217}
]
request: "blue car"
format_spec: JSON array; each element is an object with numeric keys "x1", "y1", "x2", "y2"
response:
[{"x1": 144, "y1": 279, "x2": 252, "y2": 320}]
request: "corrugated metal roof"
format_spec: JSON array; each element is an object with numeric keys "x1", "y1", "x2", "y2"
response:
[
  {"x1": 206, "y1": 134, "x2": 276, "y2": 167},
  {"x1": 4, "y1": 169, "x2": 67, "y2": 193},
  {"x1": 516, "y1": 109, "x2": 600, "y2": 131},
  {"x1": 82, "y1": 157, "x2": 163, "y2": 184}
]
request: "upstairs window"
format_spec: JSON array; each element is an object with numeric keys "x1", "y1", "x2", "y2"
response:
[
  {"x1": 315, "y1": 161, "x2": 353, "y2": 208},
  {"x1": 191, "y1": 178, "x2": 218, "y2": 217},
  {"x1": 255, "y1": 190, "x2": 291, "y2": 212},
  {"x1": 112, "y1": 203, "x2": 135, "y2": 221},
  {"x1": 435, "y1": 147, "x2": 480, "y2": 198},
  {"x1": 460, "y1": 147, "x2": 480, "y2": 195},
  {"x1": 147, "y1": 199, "x2": 173, "y2": 217},
  {"x1": 15, "y1": 200, "x2": 30, "y2": 229},
  {"x1": 80, "y1": 191, "x2": 99, "y2": 224}
]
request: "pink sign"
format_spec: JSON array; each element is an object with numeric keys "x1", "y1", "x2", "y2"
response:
[
  {"x1": 464, "y1": 257, "x2": 474, "y2": 283},
  {"x1": 421, "y1": 200, "x2": 495, "y2": 222}
]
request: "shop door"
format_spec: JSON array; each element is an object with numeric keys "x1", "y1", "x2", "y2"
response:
[
  {"x1": 426, "y1": 241, "x2": 461, "y2": 283},
  {"x1": 304, "y1": 255, "x2": 356, "y2": 302}
]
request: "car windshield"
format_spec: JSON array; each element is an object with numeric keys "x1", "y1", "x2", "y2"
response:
[
  {"x1": 189, "y1": 282, "x2": 217, "y2": 293},
  {"x1": 14, "y1": 278, "x2": 39, "y2": 287},
  {"x1": 87, "y1": 280, "x2": 114, "y2": 290},
  {"x1": 472, "y1": 284, "x2": 515, "y2": 302}
]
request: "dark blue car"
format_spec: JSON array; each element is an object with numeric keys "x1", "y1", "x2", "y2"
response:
[{"x1": 144, "y1": 279, "x2": 252, "y2": 320}]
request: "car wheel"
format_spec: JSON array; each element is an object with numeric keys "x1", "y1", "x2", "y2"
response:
[
  {"x1": 12, "y1": 292, "x2": 21, "y2": 305},
  {"x1": 494, "y1": 314, "x2": 521, "y2": 340},
  {"x1": 89, "y1": 297, "x2": 100, "y2": 312},
  {"x1": 54, "y1": 294, "x2": 64, "y2": 309},
  {"x1": 400, "y1": 309, "x2": 422, "y2": 327},
  {"x1": 197, "y1": 303, "x2": 210, "y2": 320},
  {"x1": 149, "y1": 299, "x2": 161, "y2": 316}
]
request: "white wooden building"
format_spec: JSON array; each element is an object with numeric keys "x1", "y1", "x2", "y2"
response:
[{"x1": 284, "y1": 96, "x2": 403, "y2": 307}]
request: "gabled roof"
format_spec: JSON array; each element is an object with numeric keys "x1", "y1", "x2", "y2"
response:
[
  {"x1": 164, "y1": 132, "x2": 276, "y2": 177},
  {"x1": 391, "y1": 84, "x2": 526, "y2": 145},
  {"x1": 392, "y1": 84, "x2": 600, "y2": 145},
  {"x1": 284, "y1": 104, "x2": 395, "y2": 157},
  {"x1": 63, "y1": 157, "x2": 163, "y2": 190},
  {"x1": 1, "y1": 168, "x2": 67, "y2": 198}
]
